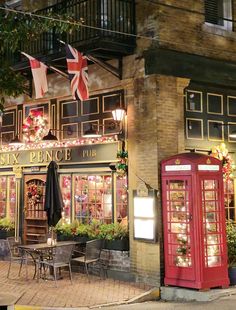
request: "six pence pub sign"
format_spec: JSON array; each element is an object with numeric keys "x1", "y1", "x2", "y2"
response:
[{"x1": 0, "y1": 143, "x2": 118, "y2": 168}]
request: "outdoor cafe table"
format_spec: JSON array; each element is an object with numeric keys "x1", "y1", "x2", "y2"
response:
[{"x1": 18, "y1": 241, "x2": 79, "y2": 279}]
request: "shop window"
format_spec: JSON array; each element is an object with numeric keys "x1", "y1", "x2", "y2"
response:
[
  {"x1": 60, "y1": 175, "x2": 72, "y2": 223},
  {"x1": 204, "y1": 0, "x2": 232, "y2": 30},
  {"x1": 224, "y1": 179, "x2": 235, "y2": 221},
  {"x1": 60, "y1": 173, "x2": 127, "y2": 224},
  {"x1": 73, "y1": 174, "x2": 112, "y2": 223},
  {"x1": 116, "y1": 176, "x2": 128, "y2": 224},
  {"x1": 0, "y1": 176, "x2": 16, "y2": 221}
]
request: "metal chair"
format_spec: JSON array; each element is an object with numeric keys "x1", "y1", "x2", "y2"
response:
[
  {"x1": 6, "y1": 237, "x2": 28, "y2": 279},
  {"x1": 72, "y1": 239, "x2": 104, "y2": 281},
  {"x1": 37, "y1": 243, "x2": 74, "y2": 286}
]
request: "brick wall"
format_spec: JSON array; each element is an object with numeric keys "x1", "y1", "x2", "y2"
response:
[
  {"x1": 136, "y1": 1, "x2": 236, "y2": 63},
  {"x1": 100, "y1": 250, "x2": 130, "y2": 273}
]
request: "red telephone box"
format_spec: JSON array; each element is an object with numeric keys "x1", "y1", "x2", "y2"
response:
[{"x1": 161, "y1": 153, "x2": 229, "y2": 289}]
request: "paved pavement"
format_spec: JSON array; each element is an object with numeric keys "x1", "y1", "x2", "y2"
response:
[
  {"x1": 0, "y1": 261, "x2": 152, "y2": 309},
  {"x1": 2, "y1": 260, "x2": 236, "y2": 310}
]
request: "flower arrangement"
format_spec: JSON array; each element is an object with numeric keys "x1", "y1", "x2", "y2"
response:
[
  {"x1": 211, "y1": 143, "x2": 235, "y2": 181},
  {"x1": 27, "y1": 183, "x2": 42, "y2": 206},
  {"x1": 22, "y1": 110, "x2": 48, "y2": 143}
]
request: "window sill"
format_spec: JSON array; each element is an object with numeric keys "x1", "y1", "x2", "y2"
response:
[{"x1": 202, "y1": 23, "x2": 236, "y2": 39}]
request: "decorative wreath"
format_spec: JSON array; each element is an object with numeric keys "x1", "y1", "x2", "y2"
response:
[
  {"x1": 211, "y1": 143, "x2": 235, "y2": 181},
  {"x1": 22, "y1": 110, "x2": 48, "y2": 143}
]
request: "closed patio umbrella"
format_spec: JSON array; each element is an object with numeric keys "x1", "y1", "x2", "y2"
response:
[{"x1": 44, "y1": 161, "x2": 63, "y2": 228}]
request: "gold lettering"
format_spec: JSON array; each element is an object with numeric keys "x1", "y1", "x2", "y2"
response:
[
  {"x1": 37, "y1": 151, "x2": 44, "y2": 163},
  {"x1": 65, "y1": 149, "x2": 72, "y2": 161},
  {"x1": 83, "y1": 150, "x2": 88, "y2": 157},
  {"x1": 6, "y1": 154, "x2": 10, "y2": 165},
  {"x1": 45, "y1": 151, "x2": 53, "y2": 162},
  {"x1": 30, "y1": 152, "x2": 36, "y2": 163},
  {"x1": 82, "y1": 149, "x2": 96, "y2": 158},
  {"x1": 12, "y1": 153, "x2": 19, "y2": 165},
  {"x1": 55, "y1": 150, "x2": 63, "y2": 162},
  {"x1": 0, "y1": 154, "x2": 5, "y2": 165}
]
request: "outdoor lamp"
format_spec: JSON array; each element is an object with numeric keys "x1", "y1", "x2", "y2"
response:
[
  {"x1": 42, "y1": 129, "x2": 58, "y2": 142},
  {"x1": 82, "y1": 124, "x2": 101, "y2": 138},
  {"x1": 112, "y1": 107, "x2": 126, "y2": 123}
]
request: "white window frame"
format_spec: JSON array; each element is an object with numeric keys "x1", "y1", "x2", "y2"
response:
[{"x1": 205, "y1": 0, "x2": 232, "y2": 31}]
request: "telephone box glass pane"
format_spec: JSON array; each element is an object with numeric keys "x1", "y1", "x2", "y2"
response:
[
  {"x1": 202, "y1": 179, "x2": 223, "y2": 267},
  {"x1": 166, "y1": 179, "x2": 192, "y2": 268}
]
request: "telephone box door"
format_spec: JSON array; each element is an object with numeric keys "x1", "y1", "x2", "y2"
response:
[
  {"x1": 199, "y1": 176, "x2": 228, "y2": 280},
  {"x1": 163, "y1": 176, "x2": 195, "y2": 282}
]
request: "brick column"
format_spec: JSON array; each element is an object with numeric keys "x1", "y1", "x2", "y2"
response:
[{"x1": 127, "y1": 74, "x2": 190, "y2": 286}]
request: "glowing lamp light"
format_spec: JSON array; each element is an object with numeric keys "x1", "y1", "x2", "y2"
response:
[{"x1": 112, "y1": 108, "x2": 125, "y2": 122}]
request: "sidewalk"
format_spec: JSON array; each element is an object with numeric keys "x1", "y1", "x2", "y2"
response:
[{"x1": 0, "y1": 261, "x2": 153, "y2": 309}]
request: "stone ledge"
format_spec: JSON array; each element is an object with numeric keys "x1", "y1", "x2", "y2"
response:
[{"x1": 161, "y1": 286, "x2": 236, "y2": 302}]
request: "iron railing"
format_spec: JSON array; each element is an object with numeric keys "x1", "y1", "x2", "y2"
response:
[{"x1": 21, "y1": 0, "x2": 136, "y2": 56}]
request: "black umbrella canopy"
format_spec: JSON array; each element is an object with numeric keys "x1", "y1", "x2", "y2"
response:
[{"x1": 44, "y1": 161, "x2": 63, "y2": 227}]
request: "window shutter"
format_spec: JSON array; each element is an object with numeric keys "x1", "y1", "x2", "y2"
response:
[{"x1": 204, "y1": 0, "x2": 224, "y2": 25}]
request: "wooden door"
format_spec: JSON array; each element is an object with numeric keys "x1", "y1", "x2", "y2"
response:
[{"x1": 24, "y1": 175, "x2": 47, "y2": 244}]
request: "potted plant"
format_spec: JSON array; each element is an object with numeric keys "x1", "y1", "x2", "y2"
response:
[
  {"x1": 226, "y1": 220, "x2": 236, "y2": 285},
  {"x1": 55, "y1": 221, "x2": 73, "y2": 241},
  {"x1": 99, "y1": 222, "x2": 129, "y2": 251},
  {"x1": 0, "y1": 217, "x2": 15, "y2": 239}
]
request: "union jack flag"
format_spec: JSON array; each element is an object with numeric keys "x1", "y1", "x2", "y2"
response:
[{"x1": 65, "y1": 44, "x2": 89, "y2": 101}]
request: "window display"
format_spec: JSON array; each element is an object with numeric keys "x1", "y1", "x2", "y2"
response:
[
  {"x1": 0, "y1": 176, "x2": 16, "y2": 221},
  {"x1": 60, "y1": 173, "x2": 128, "y2": 224}
]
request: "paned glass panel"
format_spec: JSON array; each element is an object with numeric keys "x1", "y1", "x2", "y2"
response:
[
  {"x1": 201, "y1": 178, "x2": 223, "y2": 267},
  {"x1": 166, "y1": 179, "x2": 192, "y2": 268}
]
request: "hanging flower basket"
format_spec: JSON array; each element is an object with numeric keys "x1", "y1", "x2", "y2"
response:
[{"x1": 22, "y1": 110, "x2": 48, "y2": 143}]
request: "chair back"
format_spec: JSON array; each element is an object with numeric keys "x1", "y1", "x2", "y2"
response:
[
  {"x1": 85, "y1": 239, "x2": 103, "y2": 261},
  {"x1": 53, "y1": 244, "x2": 74, "y2": 264},
  {"x1": 7, "y1": 236, "x2": 22, "y2": 257}
]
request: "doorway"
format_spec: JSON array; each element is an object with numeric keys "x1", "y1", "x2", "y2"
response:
[{"x1": 23, "y1": 175, "x2": 47, "y2": 244}]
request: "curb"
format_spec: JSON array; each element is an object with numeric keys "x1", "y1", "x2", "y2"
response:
[{"x1": 10, "y1": 288, "x2": 160, "y2": 310}]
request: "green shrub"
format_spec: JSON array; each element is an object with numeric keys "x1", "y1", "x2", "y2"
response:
[
  {"x1": 55, "y1": 220, "x2": 129, "y2": 241},
  {"x1": 226, "y1": 220, "x2": 236, "y2": 267},
  {"x1": 99, "y1": 223, "x2": 128, "y2": 240},
  {"x1": 55, "y1": 221, "x2": 73, "y2": 237},
  {"x1": 0, "y1": 217, "x2": 14, "y2": 231}
]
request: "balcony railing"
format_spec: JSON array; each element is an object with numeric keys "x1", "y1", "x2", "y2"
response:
[{"x1": 20, "y1": 0, "x2": 136, "y2": 57}]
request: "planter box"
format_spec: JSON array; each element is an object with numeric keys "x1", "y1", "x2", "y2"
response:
[
  {"x1": 0, "y1": 229, "x2": 14, "y2": 239},
  {"x1": 228, "y1": 266, "x2": 236, "y2": 285},
  {"x1": 56, "y1": 233, "x2": 90, "y2": 243},
  {"x1": 73, "y1": 236, "x2": 90, "y2": 243},
  {"x1": 56, "y1": 233, "x2": 73, "y2": 241},
  {"x1": 104, "y1": 238, "x2": 129, "y2": 251}
]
